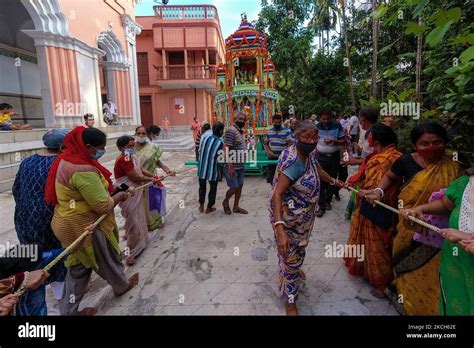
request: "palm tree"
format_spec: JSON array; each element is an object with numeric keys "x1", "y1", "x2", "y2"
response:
[
  {"x1": 415, "y1": 15, "x2": 423, "y2": 102},
  {"x1": 310, "y1": 0, "x2": 339, "y2": 54},
  {"x1": 371, "y1": 0, "x2": 380, "y2": 98},
  {"x1": 338, "y1": 0, "x2": 356, "y2": 112}
]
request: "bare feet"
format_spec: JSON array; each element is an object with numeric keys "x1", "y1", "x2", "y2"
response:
[
  {"x1": 205, "y1": 207, "x2": 217, "y2": 214},
  {"x1": 126, "y1": 256, "x2": 136, "y2": 266},
  {"x1": 116, "y1": 273, "x2": 139, "y2": 296},
  {"x1": 285, "y1": 302, "x2": 298, "y2": 316},
  {"x1": 370, "y1": 287, "x2": 385, "y2": 299},
  {"x1": 199, "y1": 204, "x2": 204, "y2": 213},
  {"x1": 75, "y1": 307, "x2": 98, "y2": 316}
]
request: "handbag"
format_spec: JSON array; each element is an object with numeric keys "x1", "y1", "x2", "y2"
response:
[
  {"x1": 148, "y1": 185, "x2": 167, "y2": 215},
  {"x1": 359, "y1": 198, "x2": 394, "y2": 229}
]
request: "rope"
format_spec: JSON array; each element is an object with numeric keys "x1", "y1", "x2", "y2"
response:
[
  {"x1": 134, "y1": 167, "x2": 197, "y2": 191},
  {"x1": 12, "y1": 167, "x2": 197, "y2": 302},
  {"x1": 346, "y1": 186, "x2": 442, "y2": 234}
]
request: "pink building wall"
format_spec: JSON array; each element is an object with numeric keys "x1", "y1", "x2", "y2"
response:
[
  {"x1": 60, "y1": 0, "x2": 134, "y2": 51},
  {"x1": 15, "y1": 0, "x2": 142, "y2": 128},
  {"x1": 136, "y1": 5, "x2": 225, "y2": 128}
]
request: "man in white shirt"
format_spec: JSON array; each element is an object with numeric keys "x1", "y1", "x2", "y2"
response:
[
  {"x1": 347, "y1": 107, "x2": 379, "y2": 165},
  {"x1": 349, "y1": 114, "x2": 360, "y2": 149},
  {"x1": 103, "y1": 99, "x2": 118, "y2": 125}
]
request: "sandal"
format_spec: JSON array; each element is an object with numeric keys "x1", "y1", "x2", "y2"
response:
[
  {"x1": 232, "y1": 207, "x2": 248, "y2": 214},
  {"x1": 222, "y1": 201, "x2": 232, "y2": 215}
]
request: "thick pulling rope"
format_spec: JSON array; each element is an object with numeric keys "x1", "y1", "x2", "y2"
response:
[
  {"x1": 14, "y1": 214, "x2": 108, "y2": 299},
  {"x1": 14, "y1": 166, "x2": 198, "y2": 298},
  {"x1": 134, "y1": 167, "x2": 197, "y2": 191},
  {"x1": 346, "y1": 186, "x2": 442, "y2": 234}
]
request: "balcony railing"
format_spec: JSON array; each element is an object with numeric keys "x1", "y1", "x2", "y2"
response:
[
  {"x1": 156, "y1": 65, "x2": 217, "y2": 81},
  {"x1": 154, "y1": 5, "x2": 218, "y2": 21}
]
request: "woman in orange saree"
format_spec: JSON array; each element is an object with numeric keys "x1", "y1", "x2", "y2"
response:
[
  {"x1": 365, "y1": 123, "x2": 463, "y2": 315},
  {"x1": 344, "y1": 124, "x2": 402, "y2": 298}
]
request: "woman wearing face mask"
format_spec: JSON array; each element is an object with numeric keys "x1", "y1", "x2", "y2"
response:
[
  {"x1": 45, "y1": 126, "x2": 139, "y2": 315},
  {"x1": 134, "y1": 126, "x2": 176, "y2": 231},
  {"x1": 364, "y1": 123, "x2": 463, "y2": 315},
  {"x1": 269, "y1": 120, "x2": 347, "y2": 316},
  {"x1": 12, "y1": 128, "x2": 69, "y2": 315},
  {"x1": 114, "y1": 136, "x2": 159, "y2": 265},
  {"x1": 401, "y1": 165, "x2": 474, "y2": 315},
  {"x1": 344, "y1": 124, "x2": 402, "y2": 299}
]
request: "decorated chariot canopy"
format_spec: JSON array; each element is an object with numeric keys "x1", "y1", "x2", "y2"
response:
[{"x1": 214, "y1": 13, "x2": 279, "y2": 135}]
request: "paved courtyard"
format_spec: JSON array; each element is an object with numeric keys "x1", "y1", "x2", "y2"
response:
[{"x1": 0, "y1": 151, "x2": 398, "y2": 315}]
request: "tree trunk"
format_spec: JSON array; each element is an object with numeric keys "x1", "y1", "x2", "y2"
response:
[
  {"x1": 371, "y1": 0, "x2": 380, "y2": 99},
  {"x1": 326, "y1": 30, "x2": 330, "y2": 54},
  {"x1": 340, "y1": 0, "x2": 356, "y2": 112},
  {"x1": 415, "y1": 15, "x2": 423, "y2": 103}
]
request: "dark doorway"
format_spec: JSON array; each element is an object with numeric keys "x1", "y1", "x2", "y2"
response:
[{"x1": 140, "y1": 95, "x2": 153, "y2": 127}]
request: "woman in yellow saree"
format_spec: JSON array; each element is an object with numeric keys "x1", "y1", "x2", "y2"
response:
[
  {"x1": 365, "y1": 123, "x2": 463, "y2": 315},
  {"x1": 344, "y1": 124, "x2": 402, "y2": 298},
  {"x1": 134, "y1": 126, "x2": 176, "y2": 231}
]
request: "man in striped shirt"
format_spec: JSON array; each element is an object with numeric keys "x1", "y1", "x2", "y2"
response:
[
  {"x1": 222, "y1": 112, "x2": 248, "y2": 215},
  {"x1": 198, "y1": 122, "x2": 224, "y2": 214},
  {"x1": 264, "y1": 114, "x2": 291, "y2": 184}
]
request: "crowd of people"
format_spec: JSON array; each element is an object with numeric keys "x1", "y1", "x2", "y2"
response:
[
  {"x1": 0, "y1": 121, "x2": 175, "y2": 316},
  {"x1": 268, "y1": 107, "x2": 473, "y2": 316},
  {"x1": 1, "y1": 106, "x2": 472, "y2": 318}
]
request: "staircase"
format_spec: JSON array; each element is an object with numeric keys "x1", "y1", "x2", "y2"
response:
[
  {"x1": 0, "y1": 126, "x2": 135, "y2": 193},
  {"x1": 0, "y1": 126, "x2": 195, "y2": 193},
  {"x1": 153, "y1": 135, "x2": 195, "y2": 152}
]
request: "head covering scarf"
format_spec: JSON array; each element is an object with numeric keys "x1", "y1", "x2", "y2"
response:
[
  {"x1": 42, "y1": 128, "x2": 69, "y2": 149},
  {"x1": 44, "y1": 126, "x2": 113, "y2": 205}
]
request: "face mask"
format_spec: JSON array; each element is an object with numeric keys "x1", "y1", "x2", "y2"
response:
[
  {"x1": 298, "y1": 141, "x2": 317, "y2": 154},
  {"x1": 274, "y1": 124, "x2": 282, "y2": 131},
  {"x1": 235, "y1": 121, "x2": 245, "y2": 129},
  {"x1": 417, "y1": 144, "x2": 445, "y2": 161},
  {"x1": 124, "y1": 148, "x2": 134, "y2": 156},
  {"x1": 92, "y1": 149, "x2": 105, "y2": 160},
  {"x1": 136, "y1": 136, "x2": 147, "y2": 143}
]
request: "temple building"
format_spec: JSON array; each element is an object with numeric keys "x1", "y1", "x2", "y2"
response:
[
  {"x1": 136, "y1": 4, "x2": 225, "y2": 127},
  {"x1": 0, "y1": 0, "x2": 142, "y2": 128}
]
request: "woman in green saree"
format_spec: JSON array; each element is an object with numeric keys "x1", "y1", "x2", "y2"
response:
[
  {"x1": 134, "y1": 126, "x2": 176, "y2": 231},
  {"x1": 403, "y1": 167, "x2": 473, "y2": 315}
]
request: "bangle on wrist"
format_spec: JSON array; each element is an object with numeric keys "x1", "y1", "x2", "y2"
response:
[
  {"x1": 374, "y1": 187, "x2": 384, "y2": 198},
  {"x1": 273, "y1": 221, "x2": 286, "y2": 227},
  {"x1": 329, "y1": 178, "x2": 336, "y2": 186},
  {"x1": 19, "y1": 271, "x2": 30, "y2": 292}
]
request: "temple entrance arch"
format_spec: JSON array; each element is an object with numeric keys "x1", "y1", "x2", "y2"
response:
[{"x1": 97, "y1": 30, "x2": 130, "y2": 125}]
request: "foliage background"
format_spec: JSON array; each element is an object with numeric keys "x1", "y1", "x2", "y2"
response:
[{"x1": 255, "y1": 0, "x2": 474, "y2": 163}]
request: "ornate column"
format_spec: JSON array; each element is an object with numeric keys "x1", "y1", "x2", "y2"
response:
[{"x1": 122, "y1": 14, "x2": 142, "y2": 126}]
